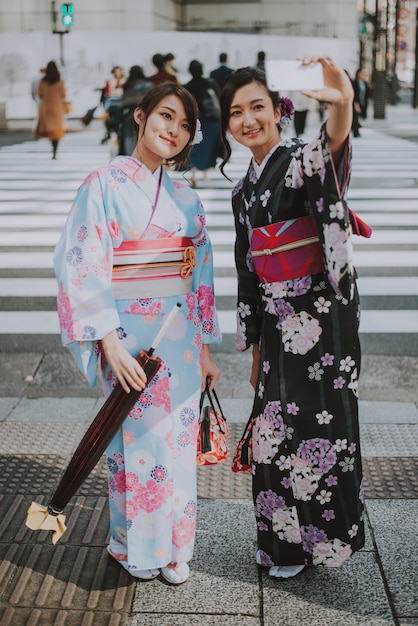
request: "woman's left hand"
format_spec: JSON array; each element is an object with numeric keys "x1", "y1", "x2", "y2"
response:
[
  {"x1": 300, "y1": 56, "x2": 353, "y2": 106},
  {"x1": 201, "y1": 344, "x2": 220, "y2": 391}
]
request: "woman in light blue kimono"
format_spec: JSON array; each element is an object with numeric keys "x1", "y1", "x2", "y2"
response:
[{"x1": 54, "y1": 83, "x2": 221, "y2": 585}]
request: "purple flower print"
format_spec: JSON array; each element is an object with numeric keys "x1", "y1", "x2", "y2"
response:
[
  {"x1": 263, "y1": 360, "x2": 271, "y2": 374},
  {"x1": 348, "y1": 442, "x2": 356, "y2": 454},
  {"x1": 281, "y1": 477, "x2": 293, "y2": 489},
  {"x1": 321, "y1": 352, "x2": 335, "y2": 366},
  {"x1": 287, "y1": 402, "x2": 299, "y2": 416},
  {"x1": 255, "y1": 489, "x2": 286, "y2": 520},
  {"x1": 333, "y1": 376, "x2": 345, "y2": 389},
  {"x1": 249, "y1": 165, "x2": 258, "y2": 185},
  {"x1": 322, "y1": 509, "x2": 335, "y2": 521},
  {"x1": 297, "y1": 438, "x2": 337, "y2": 475},
  {"x1": 325, "y1": 474, "x2": 338, "y2": 487},
  {"x1": 257, "y1": 521, "x2": 268, "y2": 531},
  {"x1": 300, "y1": 524, "x2": 328, "y2": 553},
  {"x1": 316, "y1": 198, "x2": 324, "y2": 213},
  {"x1": 256, "y1": 550, "x2": 274, "y2": 567},
  {"x1": 359, "y1": 480, "x2": 365, "y2": 504},
  {"x1": 232, "y1": 177, "x2": 244, "y2": 197},
  {"x1": 274, "y1": 300, "x2": 295, "y2": 325},
  {"x1": 66, "y1": 246, "x2": 82, "y2": 266}
]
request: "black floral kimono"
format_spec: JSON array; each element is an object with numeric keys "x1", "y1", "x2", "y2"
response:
[{"x1": 232, "y1": 128, "x2": 365, "y2": 568}]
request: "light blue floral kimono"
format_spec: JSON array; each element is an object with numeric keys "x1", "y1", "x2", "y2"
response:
[{"x1": 54, "y1": 155, "x2": 221, "y2": 572}]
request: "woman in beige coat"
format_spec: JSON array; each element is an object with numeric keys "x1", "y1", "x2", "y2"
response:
[{"x1": 34, "y1": 61, "x2": 67, "y2": 159}]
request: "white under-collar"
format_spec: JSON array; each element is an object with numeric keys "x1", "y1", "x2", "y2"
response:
[{"x1": 252, "y1": 142, "x2": 282, "y2": 180}]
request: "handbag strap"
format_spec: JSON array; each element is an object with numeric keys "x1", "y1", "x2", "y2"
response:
[{"x1": 199, "y1": 379, "x2": 226, "y2": 433}]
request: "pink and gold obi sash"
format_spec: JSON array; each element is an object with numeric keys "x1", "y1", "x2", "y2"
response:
[{"x1": 112, "y1": 237, "x2": 195, "y2": 299}]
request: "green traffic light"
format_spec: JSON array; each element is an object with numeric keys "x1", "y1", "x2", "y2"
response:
[{"x1": 61, "y1": 3, "x2": 74, "y2": 27}]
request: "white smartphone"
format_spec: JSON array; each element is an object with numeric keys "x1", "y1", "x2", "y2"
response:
[{"x1": 265, "y1": 60, "x2": 324, "y2": 92}]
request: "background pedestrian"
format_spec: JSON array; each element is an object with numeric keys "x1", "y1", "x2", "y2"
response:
[{"x1": 33, "y1": 61, "x2": 67, "y2": 159}]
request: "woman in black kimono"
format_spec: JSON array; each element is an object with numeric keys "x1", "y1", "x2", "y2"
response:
[{"x1": 219, "y1": 57, "x2": 368, "y2": 579}]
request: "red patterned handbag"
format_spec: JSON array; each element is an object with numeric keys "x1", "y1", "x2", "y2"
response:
[
  {"x1": 196, "y1": 383, "x2": 229, "y2": 466},
  {"x1": 231, "y1": 415, "x2": 254, "y2": 475}
]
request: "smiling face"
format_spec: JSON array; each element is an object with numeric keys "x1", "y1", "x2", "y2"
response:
[
  {"x1": 133, "y1": 94, "x2": 192, "y2": 171},
  {"x1": 228, "y1": 81, "x2": 282, "y2": 164}
]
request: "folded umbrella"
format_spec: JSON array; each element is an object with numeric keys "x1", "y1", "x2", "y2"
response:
[{"x1": 26, "y1": 302, "x2": 182, "y2": 543}]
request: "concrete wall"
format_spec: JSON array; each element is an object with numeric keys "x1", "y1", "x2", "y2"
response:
[{"x1": 0, "y1": 30, "x2": 358, "y2": 120}]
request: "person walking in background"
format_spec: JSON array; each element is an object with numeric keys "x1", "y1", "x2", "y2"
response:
[
  {"x1": 353, "y1": 68, "x2": 371, "y2": 121},
  {"x1": 210, "y1": 53, "x2": 234, "y2": 90},
  {"x1": 101, "y1": 66, "x2": 125, "y2": 146},
  {"x1": 184, "y1": 59, "x2": 221, "y2": 187},
  {"x1": 289, "y1": 91, "x2": 313, "y2": 136},
  {"x1": 104, "y1": 65, "x2": 125, "y2": 98},
  {"x1": 148, "y1": 53, "x2": 178, "y2": 86},
  {"x1": 118, "y1": 65, "x2": 152, "y2": 155},
  {"x1": 255, "y1": 51, "x2": 266, "y2": 72},
  {"x1": 54, "y1": 82, "x2": 221, "y2": 585},
  {"x1": 219, "y1": 58, "x2": 366, "y2": 579},
  {"x1": 164, "y1": 53, "x2": 180, "y2": 83},
  {"x1": 34, "y1": 61, "x2": 67, "y2": 159}
]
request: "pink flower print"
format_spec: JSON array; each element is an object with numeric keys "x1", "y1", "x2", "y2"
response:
[
  {"x1": 322, "y1": 509, "x2": 335, "y2": 521},
  {"x1": 325, "y1": 222, "x2": 346, "y2": 247},
  {"x1": 126, "y1": 500, "x2": 139, "y2": 520},
  {"x1": 197, "y1": 285, "x2": 215, "y2": 320},
  {"x1": 94, "y1": 224, "x2": 104, "y2": 240},
  {"x1": 314, "y1": 296, "x2": 331, "y2": 314},
  {"x1": 321, "y1": 352, "x2": 335, "y2": 366},
  {"x1": 57, "y1": 282, "x2": 76, "y2": 340},
  {"x1": 123, "y1": 431, "x2": 135, "y2": 446},
  {"x1": 184, "y1": 500, "x2": 196, "y2": 519},
  {"x1": 185, "y1": 293, "x2": 196, "y2": 320},
  {"x1": 173, "y1": 515, "x2": 196, "y2": 548},
  {"x1": 325, "y1": 474, "x2": 338, "y2": 487},
  {"x1": 316, "y1": 410, "x2": 333, "y2": 425},
  {"x1": 316, "y1": 198, "x2": 324, "y2": 213},
  {"x1": 114, "y1": 470, "x2": 126, "y2": 494},
  {"x1": 177, "y1": 431, "x2": 191, "y2": 447},
  {"x1": 150, "y1": 377, "x2": 170, "y2": 412},
  {"x1": 333, "y1": 376, "x2": 345, "y2": 389},
  {"x1": 135, "y1": 478, "x2": 171, "y2": 513},
  {"x1": 125, "y1": 472, "x2": 139, "y2": 491},
  {"x1": 150, "y1": 464, "x2": 168, "y2": 483},
  {"x1": 287, "y1": 402, "x2": 299, "y2": 416}
]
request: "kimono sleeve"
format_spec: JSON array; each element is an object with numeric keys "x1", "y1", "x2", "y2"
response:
[
  {"x1": 232, "y1": 193, "x2": 262, "y2": 352},
  {"x1": 53, "y1": 170, "x2": 120, "y2": 387},
  {"x1": 299, "y1": 125, "x2": 356, "y2": 302},
  {"x1": 191, "y1": 199, "x2": 222, "y2": 345}
]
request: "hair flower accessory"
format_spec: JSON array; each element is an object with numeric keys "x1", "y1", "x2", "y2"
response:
[
  {"x1": 278, "y1": 97, "x2": 295, "y2": 128},
  {"x1": 192, "y1": 119, "x2": 203, "y2": 145}
]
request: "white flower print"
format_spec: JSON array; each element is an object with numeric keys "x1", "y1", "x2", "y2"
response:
[
  {"x1": 260, "y1": 189, "x2": 271, "y2": 207},
  {"x1": 313, "y1": 539, "x2": 352, "y2": 567},
  {"x1": 339, "y1": 456, "x2": 355, "y2": 472},
  {"x1": 329, "y1": 201, "x2": 345, "y2": 220},
  {"x1": 339, "y1": 355, "x2": 355, "y2": 372},
  {"x1": 272, "y1": 506, "x2": 302, "y2": 544},
  {"x1": 308, "y1": 362, "x2": 324, "y2": 381},
  {"x1": 348, "y1": 368, "x2": 359, "y2": 398},
  {"x1": 348, "y1": 524, "x2": 359, "y2": 538},
  {"x1": 276, "y1": 454, "x2": 291, "y2": 471},
  {"x1": 334, "y1": 438, "x2": 348, "y2": 452},
  {"x1": 282, "y1": 311, "x2": 322, "y2": 355},
  {"x1": 316, "y1": 489, "x2": 332, "y2": 504},
  {"x1": 314, "y1": 296, "x2": 331, "y2": 313},
  {"x1": 284, "y1": 425, "x2": 294, "y2": 440},
  {"x1": 238, "y1": 302, "x2": 251, "y2": 318},
  {"x1": 316, "y1": 410, "x2": 333, "y2": 425},
  {"x1": 258, "y1": 382, "x2": 265, "y2": 399}
]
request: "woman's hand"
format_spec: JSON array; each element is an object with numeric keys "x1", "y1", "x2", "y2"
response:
[
  {"x1": 250, "y1": 343, "x2": 260, "y2": 392},
  {"x1": 201, "y1": 344, "x2": 220, "y2": 391},
  {"x1": 300, "y1": 56, "x2": 353, "y2": 106},
  {"x1": 300, "y1": 56, "x2": 353, "y2": 162},
  {"x1": 100, "y1": 330, "x2": 147, "y2": 394}
]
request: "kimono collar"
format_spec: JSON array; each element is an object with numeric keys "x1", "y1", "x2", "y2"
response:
[{"x1": 252, "y1": 141, "x2": 283, "y2": 180}]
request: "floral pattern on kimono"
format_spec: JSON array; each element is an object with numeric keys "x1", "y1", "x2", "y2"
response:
[
  {"x1": 54, "y1": 156, "x2": 221, "y2": 571},
  {"x1": 232, "y1": 127, "x2": 365, "y2": 568}
]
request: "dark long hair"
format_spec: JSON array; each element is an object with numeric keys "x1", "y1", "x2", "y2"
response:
[
  {"x1": 133, "y1": 82, "x2": 198, "y2": 169},
  {"x1": 43, "y1": 61, "x2": 61, "y2": 85},
  {"x1": 219, "y1": 66, "x2": 280, "y2": 179}
]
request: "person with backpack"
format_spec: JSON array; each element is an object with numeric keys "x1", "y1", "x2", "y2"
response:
[{"x1": 183, "y1": 59, "x2": 221, "y2": 187}]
